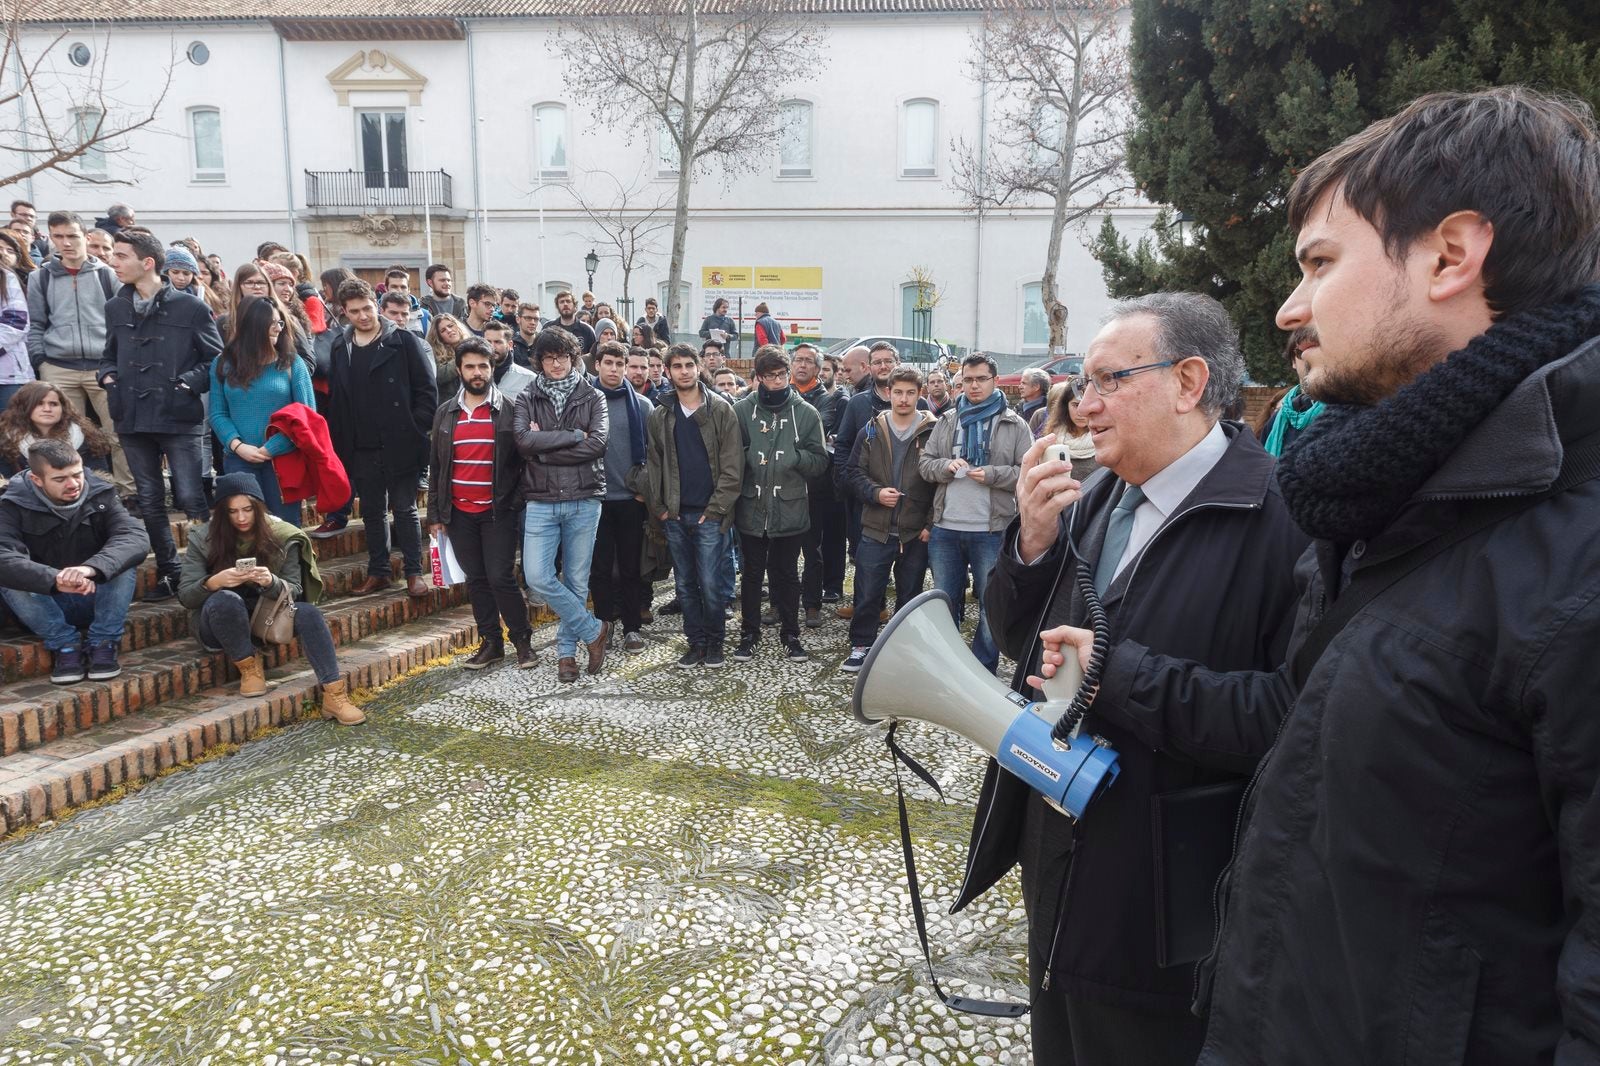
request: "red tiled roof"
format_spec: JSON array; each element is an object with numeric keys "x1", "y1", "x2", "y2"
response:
[{"x1": 23, "y1": 0, "x2": 994, "y2": 23}]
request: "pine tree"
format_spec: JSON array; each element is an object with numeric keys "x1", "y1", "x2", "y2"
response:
[{"x1": 1092, "y1": 0, "x2": 1600, "y2": 384}]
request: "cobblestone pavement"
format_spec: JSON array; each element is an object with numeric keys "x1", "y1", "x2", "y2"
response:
[{"x1": 0, "y1": 604, "x2": 1031, "y2": 1065}]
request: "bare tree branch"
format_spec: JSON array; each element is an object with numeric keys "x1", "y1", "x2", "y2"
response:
[
  {"x1": 562, "y1": 165, "x2": 677, "y2": 308},
  {"x1": 555, "y1": 0, "x2": 827, "y2": 328},
  {"x1": 951, "y1": 0, "x2": 1133, "y2": 351}
]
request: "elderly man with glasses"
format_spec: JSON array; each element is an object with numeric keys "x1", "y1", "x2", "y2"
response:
[
  {"x1": 953, "y1": 293, "x2": 1307, "y2": 1066},
  {"x1": 916, "y1": 351, "x2": 1032, "y2": 674}
]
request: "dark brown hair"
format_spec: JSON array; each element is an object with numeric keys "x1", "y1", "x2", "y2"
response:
[
  {"x1": 220, "y1": 296, "x2": 297, "y2": 389},
  {"x1": 752, "y1": 345, "x2": 789, "y2": 378},
  {"x1": 336, "y1": 278, "x2": 376, "y2": 308},
  {"x1": 205, "y1": 494, "x2": 282, "y2": 576},
  {"x1": 1287, "y1": 86, "x2": 1600, "y2": 319},
  {"x1": 0, "y1": 382, "x2": 112, "y2": 464}
]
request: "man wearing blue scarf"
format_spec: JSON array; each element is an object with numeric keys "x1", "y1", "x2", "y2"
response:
[
  {"x1": 917, "y1": 352, "x2": 1032, "y2": 673},
  {"x1": 590, "y1": 340, "x2": 652, "y2": 653}
]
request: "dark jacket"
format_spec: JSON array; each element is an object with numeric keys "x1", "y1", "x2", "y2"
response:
[
  {"x1": 794, "y1": 379, "x2": 846, "y2": 440},
  {"x1": 98, "y1": 283, "x2": 223, "y2": 436},
  {"x1": 829, "y1": 385, "x2": 928, "y2": 487},
  {"x1": 0, "y1": 470, "x2": 149, "y2": 593},
  {"x1": 325, "y1": 319, "x2": 437, "y2": 475},
  {"x1": 427, "y1": 384, "x2": 524, "y2": 523},
  {"x1": 512, "y1": 375, "x2": 608, "y2": 503},
  {"x1": 643, "y1": 383, "x2": 743, "y2": 531},
  {"x1": 638, "y1": 313, "x2": 672, "y2": 345},
  {"x1": 844, "y1": 410, "x2": 937, "y2": 544},
  {"x1": 697, "y1": 313, "x2": 736, "y2": 341},
  {"x1": 731, "y1": 388, "x2": 828, "y2": 538},
  {"x1": 1101, "y1": 337, "x2": 1600, "y2": 1064},
  {"x1": 954, "y1": 423, "x2": 1308, "y2": 1025}
]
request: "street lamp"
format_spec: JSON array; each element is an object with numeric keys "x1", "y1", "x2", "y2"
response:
[
  {"x1": 1173, "y1": 210, "x2": 1195, "y2": 245},
  {"x1": 585, "y1": 248, "x2": 599, "y2": 293}
]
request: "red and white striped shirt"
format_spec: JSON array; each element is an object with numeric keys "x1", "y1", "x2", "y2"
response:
[{"x1": 450, "y1": 399, "x2": 496, "y2": 513}]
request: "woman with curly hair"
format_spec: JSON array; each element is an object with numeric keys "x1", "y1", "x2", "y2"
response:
[
  {"x1": 0, "y1": 381, "x2": 113, "y2": 477},
  {"x1": 0, "y1": 229, "x2": 33, "y2": 412},
  {"x1": 426, "y1": 313, "x2": 467, "y2": 398}
]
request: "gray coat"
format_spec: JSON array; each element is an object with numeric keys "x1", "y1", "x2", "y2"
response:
[
  {"x1": 26, "y1": 256, "x2": 118, "y2": 371},
  {"x1": 917, "y1": 403, "x2": 1032, "y2": 532}
]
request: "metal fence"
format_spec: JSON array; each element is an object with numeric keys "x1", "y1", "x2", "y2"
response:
[{"x1": 304, "y1": 170, "x2": 453, "y2": 209}]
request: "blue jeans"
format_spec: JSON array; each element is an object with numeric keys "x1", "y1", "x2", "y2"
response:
[
  {"x1": 928, "y1": 526, "x2": 1003, "y2": 673},
  {"x1": 120, "y1": 431, "x2": 207, "y2": 578},
  {"x1": 0, "y1": 567, "x2": 137, "y2": 650},
  {"x1": 850, "y1": 534, "x2": 929, "y2": 649},
  {"x1": 523, "y1": 498, "x2": 603, "y2": 658},
  {"x1": 663, "y1": 510, "x2": 731, "y2": 647},
  {"x1": 222, "y1": 452, "x2": 301, "y2": 526}
]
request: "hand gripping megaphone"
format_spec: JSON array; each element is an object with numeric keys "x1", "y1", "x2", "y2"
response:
[{"x1": 852, "y1": 588, "x2": 1119, "y2": 820}]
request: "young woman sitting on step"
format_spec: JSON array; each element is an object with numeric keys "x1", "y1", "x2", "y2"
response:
[{"x1": 177, "y1": 471, "x2": 362, "y2": 724}]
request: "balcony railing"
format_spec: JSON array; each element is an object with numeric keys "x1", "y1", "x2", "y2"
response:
[{"x1": 304, "y1": 169, "x2": 453, "y2": 209}]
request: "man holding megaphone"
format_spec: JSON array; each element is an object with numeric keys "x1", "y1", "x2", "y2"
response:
[{"x1": 950, "y1": 293, "x2": 1308, "y2": 1065}]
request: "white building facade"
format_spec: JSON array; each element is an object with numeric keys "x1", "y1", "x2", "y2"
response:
[{"x1": 11, "y1": 2, "x2": 1156, "y2": 358}]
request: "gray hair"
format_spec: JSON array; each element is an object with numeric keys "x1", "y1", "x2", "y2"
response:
[
  {"x1": 1021, "y1": 367, "x2": 1051, "y2": 393},
  {"x1": 107, "y1": 202, "x2": 133, "y2": 221},
  {"x1": 1105, "y1": 292, "x2": 1243, "y2": 418}
]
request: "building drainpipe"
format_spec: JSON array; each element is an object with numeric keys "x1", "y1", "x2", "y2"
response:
[
  {"x1": 972, "y1": 18, "x2": 989, "y2": 353},
  {"x1": 276, "y1": 32, "x2": 297, "y2": 247},
  {"x1": 465, "y1": 23, "x2": 486, "y2": 277}
]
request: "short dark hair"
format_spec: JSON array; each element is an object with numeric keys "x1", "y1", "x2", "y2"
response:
[
  {"x1": 9, "y1": 199, "x2": 31, "y2": 213},
  {"x1": 752, "y1": 346, "x2": 789, "y2": 378},
  {"x1": 532, "y1": 326, "x2": 578, "y2": 366},
  {"x1": 336, "y1": 278, "x2": 376, "y2": 308},
  {"x1": 454, "y1": 337, "x2": 493, "y2": 369},
  {"x1": 46, "y1": 211, "x2": 82, "y2": 232},
  {"x1": 380, "y1": 291, "x2": 410, "y2": 311},
  {"x1": 644, "y1": 297, "x2": 658, "y2": 308},
  {"x1": 385, "y1": 267, "x2": 409, "y2": 282},
  {"x1": 107, "y1": 203, "x2": 133, "y2": 222},
  {"x1": 889, "y1": 366, "x2": 925, "y2": 389},
  {"x1": 255, "y1": 241, "x2": 287, "y2": 260},
  {"x1": 501, "y1": 288, "x2": 519, "y2": 302},
  {"x1": 113, "y1": 228, "x2": 164, "y2": 272},
  {"x1": 483, "y1": 320, "x2": 512, "y2": 338},
  {"x1": 666, "y1": 342, "x2": 699, "y2": 366},
  {"x1": 714, "y1": 367, "x2": 737, "y2": 381},
  {"x1": 425, "y1": 263, "x2": 450, "y2": 282},
  {"x1": 701, "y1": 339, "x2": 724, "y2": 353},
  {"x1": 28, "y1": 437, "x2": 80, "y2": 474},
  {"x1": 1288, "y1": 86, "x2": 1600, "y2": 319},
  {"x1": 466, "y1": 283, "x2": 499, "y2": 304},
  {"x1": 961, "y1": 353, "x2": 999, "y2": 378},
  {"x1": 868, "y1": 340, "x2": 899, "y2": 360},
  {"x1": 595, "y1": 340, "x2": 628, "y2": 364}
]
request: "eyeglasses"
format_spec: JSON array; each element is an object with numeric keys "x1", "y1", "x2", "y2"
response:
[
  {"x1": 759, "y1": 371, "x2": 790, "y2": 384},
  {"x1": 1069, "y1": 360, "x2": 1176, "y2": 399},
  {"x1": 961, "y1": 374, "x2": 994, "y2": 385}
]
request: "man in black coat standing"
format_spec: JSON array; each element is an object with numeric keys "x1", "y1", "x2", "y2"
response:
[
  {"x1": 326, "y1": 278, "x2": 437, "y2": 598},
  {"x1": 955, "y1": 293, "x2": 1307, "y2": 1065},
  {"x1": 1032, "y1": 88, "x2": 1600, "y2": 1064},
  {"x1": 97, "y1": 228, "x2": 223, "y2": 602}
]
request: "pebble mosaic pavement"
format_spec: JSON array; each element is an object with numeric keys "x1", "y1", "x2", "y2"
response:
[{"x1": 0, "y1": 602, "x2": 1032, "y2": 1065}]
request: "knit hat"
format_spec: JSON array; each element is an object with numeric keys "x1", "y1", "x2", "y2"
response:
[
  {"x1": 213, "y1": 471, "x2": 266, "y2": 505},
  {"x1": 163, "y1": 245, "x2": 200, "y2": 275},
  {"x1": 260, "y1": 261, "x2": 294, "y2": 284}
]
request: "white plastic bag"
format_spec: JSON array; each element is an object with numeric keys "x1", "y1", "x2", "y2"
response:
[{"x1": 429, "y1": 530, "x2": 465, "y2": 587}]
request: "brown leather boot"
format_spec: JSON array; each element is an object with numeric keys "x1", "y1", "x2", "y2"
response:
[
  {"x1": 587, "y1": 622, "x2": 610, "y2": 675},
  {"x1": 320, "y1": 679, "x2": 365, "y2": 725},
  {"x1": 234, "y1": 655, "x2": 268, "y2": 697}
]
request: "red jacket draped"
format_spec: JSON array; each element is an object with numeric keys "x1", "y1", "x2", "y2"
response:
[{"x1": 267, "y1": 402, "x2": 351, "y2": 513}]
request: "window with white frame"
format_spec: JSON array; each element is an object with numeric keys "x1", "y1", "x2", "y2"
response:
[
  {"x1": 901, "y1": 99, "x2": 939, "y2": 178},
  {"x1": 73, "y1": 108, "x2": 106, "y2": 176},
  {"x1": 657, "y1": 281, "x2": 692, "y2": 333},
  {"x1": 657, "y1": 108, "x2": 682, "y2": 177},
  {"x1": 533, "y1": 103, "x2": 568, "y2": 179},
  {"x1": 778, "y1": 99, "x2": 812, "y2": 178},
  {"x1": 1032, "y1": 103, "x2": 1063, "y2": 168},
  {"x1": 357, "y1": 109, "x2": 408, "y2": 189},
  {"x1": 1022, "y1": 283, "x2": 1048, "y2": 349},
  {"x1": 188, "y1": 107, "x2": 224, "y2": 182},
  {"x1": 544, "y1": 281, "x2": 574, "y2": 307}
]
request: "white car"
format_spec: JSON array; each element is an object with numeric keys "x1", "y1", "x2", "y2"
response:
[{"x1": 820, "y1": 335, "x2": 950, "y2": 369}]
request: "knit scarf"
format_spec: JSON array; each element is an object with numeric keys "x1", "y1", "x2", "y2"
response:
[
  {"x1": 758, "y1": 383, "x2": 791, "y2": 409},
  {"x1": 1277, "y1": 285, "x2": 1600, "y2": 543},
  {"x1": 955, "y1": 390, "x2": 1007, "y2": 467},
  {"x1": 1262, "y1": 386, "x2": 1324, "y2": 457},
  {"x1": 598, "y1": 379, "x2": 647, "y2": 467},
  {"x1": 541, "y1": 370, "x2": 583, "y2": 416}
]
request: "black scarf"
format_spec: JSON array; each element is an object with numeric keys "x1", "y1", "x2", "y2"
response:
[
  {"x1": 758, "y1": 383, "x2": 791, "y2": 408},
  {"x1": 1277, "y1": 285, "x2": 1600, "y2": 543}
]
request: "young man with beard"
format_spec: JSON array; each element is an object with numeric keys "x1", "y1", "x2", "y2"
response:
[
  {"x1": 382, "y1": 268, "x2": 432, "y2": 336},
  {"x1": 590, "y1": 341, "x2": 652, "y2": 655},
  {"x1": 421, "y1": 264, "x2": 466, "y2": 320},
  {"x1": 791, "y1": 342, "x2": 846, "y2": 618},
  {"x1": 644, "y1": 343, "x2": 743, "y2": 669},
  {"x1": 482, "y1": 320, "x2": 536, "y2": 398},
  {"x1": 426, "y1": 340, "x2": 535, "y2": 670},
  {"x1": 624, "y1": 347, "x2": 654, "y2": 401},
  {"x1": 1032, "y1": 87, "x2": 1600, "y2": 1064},
  {"x1": 548, "y1": 290, "x2": 596, "y2": 356},
  {"x1": 514, "y1": 328, "x2": 610, "y2": 683},
  {"x1": 729, "y1": 346, "x2": 828, "y2": 663}
]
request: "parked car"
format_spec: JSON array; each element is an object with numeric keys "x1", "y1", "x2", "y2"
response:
[
  {"x1": 996, "y1": 353, "x2": 1083, "y2": 391},
  {"x1": 821, "y1": 335, "x2": 950, "y2": 368}
]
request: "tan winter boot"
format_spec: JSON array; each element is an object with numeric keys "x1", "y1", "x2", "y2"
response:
[
  {"x1": 234, "y1": 655, "x2": 268, "y2": 697},
  {"x1": 320, "y1": 679, "x2": 365, "y2": 725}
]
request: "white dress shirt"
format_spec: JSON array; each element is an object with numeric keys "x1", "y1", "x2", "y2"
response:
[{"x1": 1103, "y1": 421, "x2": 1229, "y2": 583}]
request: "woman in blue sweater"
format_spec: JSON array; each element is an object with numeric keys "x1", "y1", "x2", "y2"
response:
[{"x1": 210, "y1": 296, "x2": 314, "y2": 525}]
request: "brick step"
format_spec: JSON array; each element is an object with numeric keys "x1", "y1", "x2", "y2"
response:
[
  {"x1": 124, "y1": 520, "x2": 372, "y2": 598},
  {"x1": 0, "y1": 551, "x2": 410, "y2": 682},
  {"x1": 0, "y1": 606, "x2": 483, "y2": 836},
  {"x1": 0, "y1": 579, "x2": 479, "y2": 757}
]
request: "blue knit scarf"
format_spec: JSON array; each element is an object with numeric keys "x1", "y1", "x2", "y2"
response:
[
  {"x1": 955, "y1": 390, "x2": 1007, "y2": 466},
  {"x1": 598, "y1": 379, "x2": 648, "y2": 467}
]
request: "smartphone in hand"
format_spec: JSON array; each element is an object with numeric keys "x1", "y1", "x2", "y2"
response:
[{"x1": 235, "y1": 556, "x2": 257, "y2": 571}]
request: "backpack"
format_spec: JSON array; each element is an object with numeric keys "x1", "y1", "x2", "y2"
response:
[{"x1": 36, "y1": 261, "x2": 117, "y2": 306}]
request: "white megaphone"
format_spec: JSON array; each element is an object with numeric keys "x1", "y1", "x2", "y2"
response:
[{"x1": 853, "y1": 589, "x2": 1119, "y2": 820}]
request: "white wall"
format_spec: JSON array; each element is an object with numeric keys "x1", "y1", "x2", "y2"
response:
[{"x1": 9, "y1": 14, "x2": 1154, "y2": 355}]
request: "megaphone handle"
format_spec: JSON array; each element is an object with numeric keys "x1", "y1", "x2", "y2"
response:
[{"x1": 1039, "y1": 649, "x2": 1084, "y2": 712}]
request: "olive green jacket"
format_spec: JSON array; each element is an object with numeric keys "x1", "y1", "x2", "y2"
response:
[{"x1": 178, "y1": 516, "x2": 324, "y2": 649}]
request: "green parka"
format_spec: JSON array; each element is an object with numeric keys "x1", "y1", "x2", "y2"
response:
[{"x1": 731, "y1": 388, "x2": 829, "y2": 538}]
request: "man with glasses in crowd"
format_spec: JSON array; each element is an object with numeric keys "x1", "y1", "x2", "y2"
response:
[
  {"x1": 917, "y1": 352, "x2": 1030, "y2": 674},
  {"x1": 513, "y1": 302, "x2": 541, "y2": 368}
]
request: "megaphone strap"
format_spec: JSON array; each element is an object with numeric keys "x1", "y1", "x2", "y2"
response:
[{"x1": 887, "y1": 723, "x2": 1031, "y2": 1019}]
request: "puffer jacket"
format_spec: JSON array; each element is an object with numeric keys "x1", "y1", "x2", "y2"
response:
[
  {"x1": 0, "y1": 470, "x2": 148, "y2": 591},
  {"x1": 731, "y1": 388, "x2": 828, "y2": 538},
  {"x1": 843, "y1": 410, "x2": 937, "y2": 544},
  {"x1": 643, "y1": 383, "x2": 743, "y2": 532},
  {"x1": 512, "y1": 375, "x2": 608, "y2": 503},
  {"x1": 917, "y1": 402, "x2": 1032, "y2": 531},
  {"x1": 1095, "y1": 334, "x2": 1600, "y2": 1064}
]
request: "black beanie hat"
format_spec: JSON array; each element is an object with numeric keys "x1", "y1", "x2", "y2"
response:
[{"x1": 213, "y1": 471, "x2": 267, "y2": 505}]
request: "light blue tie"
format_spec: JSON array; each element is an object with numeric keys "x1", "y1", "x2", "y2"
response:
[{"x1": 1093, "y1": 484, "x2": 1146, "y2": 594}]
